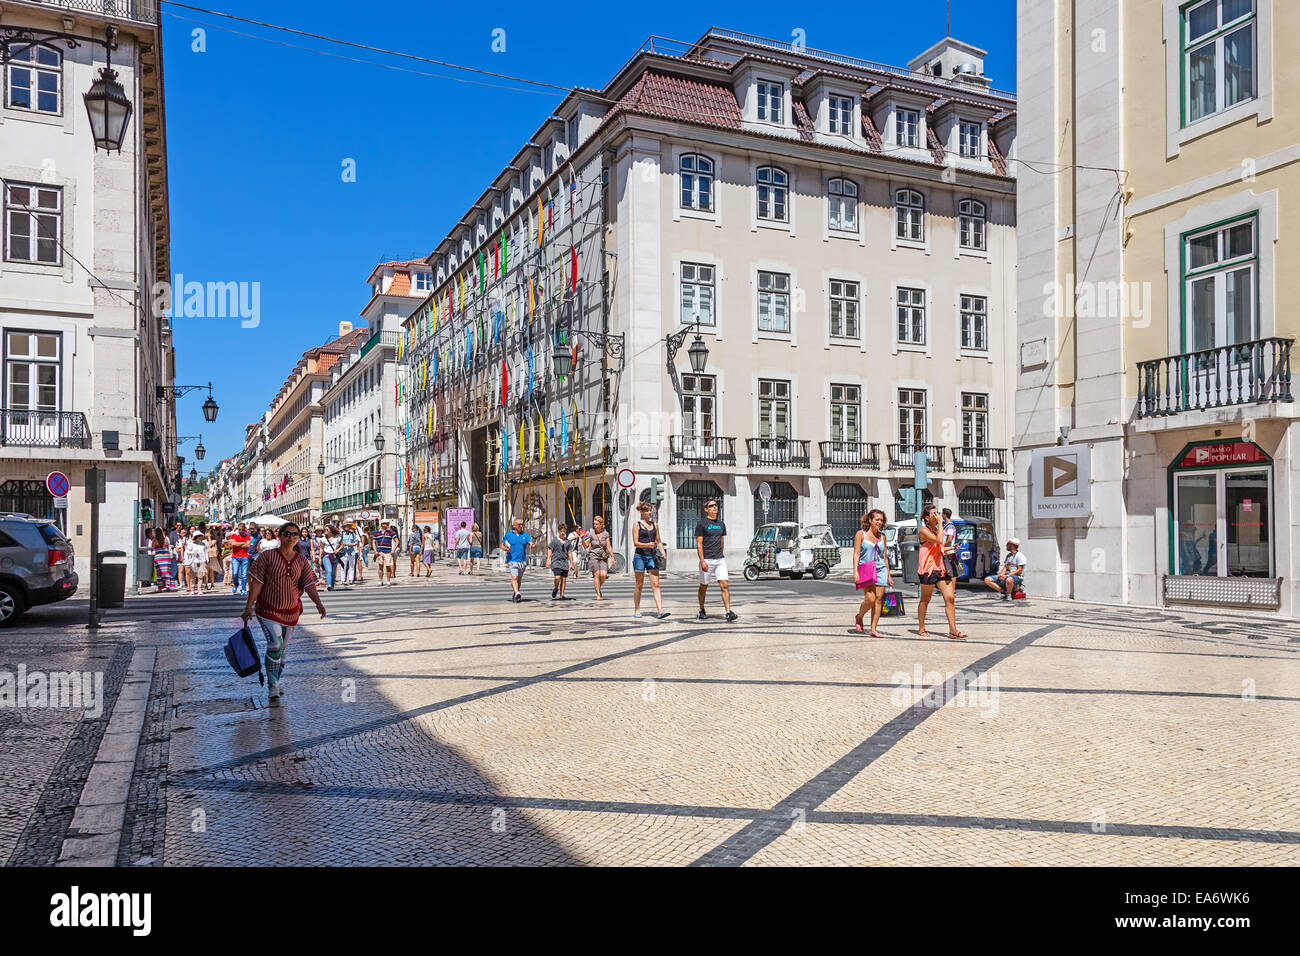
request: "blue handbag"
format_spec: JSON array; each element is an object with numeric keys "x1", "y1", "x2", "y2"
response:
[{"x1": 224, "y1": 625, "x2": 264, "y2": 684}]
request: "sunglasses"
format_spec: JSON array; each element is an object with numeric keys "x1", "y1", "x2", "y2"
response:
[{"x1": 279, "y1": 529, "x2": 301, "y2": 538}]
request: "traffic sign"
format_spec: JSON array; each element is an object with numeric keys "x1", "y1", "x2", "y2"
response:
[
  {"x1": 46, "y1": 471, "x2": 69, "y2": 497},
  {"x1": 616, "y1": 468, "x2": 636, "y2": 489},
  {"x1": 53, "y1": 496, "x2": 68, "y2": 509},
  {"x1": 757, "y1": 481, "x2": 772, "y2": 501}
]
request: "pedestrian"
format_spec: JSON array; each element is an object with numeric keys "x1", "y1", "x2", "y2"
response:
[
  {"x1": 360, "y1": 526, "x2": 372, "y2": 580},
  {"x1": 421, "y1": 525, "x2": 436, "y2": 576},
  {"x1": 168, "y1": 520, "x2": 184, "y2": 584},
  {"x1": 548, "y1": 523, "x2": 572, "y2": 600},
  {"x1": 151, "y1": 529, "x2": 178, "y2": 591},
  {"x1": 183, "y1": 529, "x2": 208, "y2": 595},
  {"x1": 502, "y1": 516, "x2": 536, "y2": 602},
  {"x1": 469, "y1": 523, "x2": 484, "y2": 574},
  {"x1": 321, "y1": 525, "x2": 340, "y2": 590},
  {"x1": 371, "y1": 520, "x2": 398, "y2": 586},
  {"x1": 586, "y1": 514, "x2": 612, "y2": 601},
  {"x1": 695, "y1": 500, "x2": 736, "y2": 621},
  {"x1": 632, "y1": 501, "x2": 669, "y2": 619},
  {"x1": 917, "y1": 503, "x2": 965, "y2": 639},
  {"x1": 941, "y1": 507, "x2": 960, "y2": 582},
  {"x1": 257, "y1": 527, "x2": 279, "y2": 553},
  {"x1": 852, "y1": 509, "x2": 892, "y2": 637},
  {"x1": 454, "y1": 521, "x2": 471, "y2": 575},
  {"x1": 206, "y1": 529, "x2": 223, "y2": 591},
  {"x1": 407, "y1": 525, "x2": 422, "y2": 576},
  {"x1": 984, "y1": 538, "x2": 1027, "y2": 601},
  {"x1": 340, "y1": 523, "x2": 359, "y2": 584},
  {"x1": 241, "y1": 522, "x2": 326, "y2": 704},
  {"x1": 228, "y1": 522, "x2": 252, "y2": 595}
]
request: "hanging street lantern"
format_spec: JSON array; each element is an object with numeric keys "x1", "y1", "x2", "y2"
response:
[
  {"x1": 82, "y1": 28, "x2": 133, "y2": 153},
  {"x1": 552, "y1": 340, "x2": 573, "y2": 378},
  {"x1": 687, "y1": 333, "x2": 709, "y2": 373}
]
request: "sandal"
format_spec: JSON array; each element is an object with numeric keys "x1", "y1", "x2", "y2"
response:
[
  {"x1": 916, "y1": 629, "x2": 931, "y2": 637},
  {"x1": 852, "y1": 621, "x2": 865, "y2": 634},
  {"x1": 947, "y1": 631, "x2": 968, "y2": 640},
  {"x1": 869, "y1": 630, "x2": 884, "y2": 639}
]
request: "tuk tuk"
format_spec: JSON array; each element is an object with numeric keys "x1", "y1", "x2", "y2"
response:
[{"x1": 743, "y1": 522, "x2": 842, "y2": 581}]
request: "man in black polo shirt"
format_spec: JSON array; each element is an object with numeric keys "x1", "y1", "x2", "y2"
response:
[{"x1": 694, "y1": 500, "x2": 737, "y2": 622}]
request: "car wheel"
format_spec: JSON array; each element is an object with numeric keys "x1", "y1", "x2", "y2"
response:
[
  {"x1": 743, "y1": 565, "x2": 760, "y2": 581},
  {"x1": 0, "y1": 584, "x2": 25, "y2": 627},
  {"x1": 812, "y1": 563, "x2": 829, "y2": 580}
]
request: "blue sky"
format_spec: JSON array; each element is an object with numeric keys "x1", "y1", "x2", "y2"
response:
[{"x1": 165, "y1": 0, "x2": 1016, "y2": 467}]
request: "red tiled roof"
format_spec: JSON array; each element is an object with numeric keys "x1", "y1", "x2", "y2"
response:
[
  {"x1": 861, "y1": 112, "x2": 883, "y2": 150},
  {"x1": 987, "y1": 136, "x2": 1008, "y2": 176},
  {"x1": 386, "y1": 272, "x2": 412, "y2": 297},
  {"x1": 926, "y1": 125, "x2": 948, "y2": 165},
  {"x1": 616, "y1": 70, "x2": 742, "y2": 129},
  {"x1": 365, "y1": 259, "x2": 426, "y2": 284},
  {"x1": 792, "y1": 100, "x2": 816, "y2": 142}
]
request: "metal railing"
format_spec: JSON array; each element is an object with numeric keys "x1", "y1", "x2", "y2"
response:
[
  {"x1": 818, "y1": 441, "x2": 880, "y2": 469},
  {"x1": 17, "y1": 0, "x2": 159, "y2": 24},
  {"x1": 746, "y1": 437, "x2": 810, "y2": 467},
  {"x1": 1137, "y1": 337, "x2": 1293, "y2": 418},
  {"x1": 0, "y1": 409, "x2": 90, "y2": 448},
  {"x1": 887, "y1": 443, "x2": 946, "y2": 471},
  {"x1": 321, "y1": 489, "x2": 381, "y2": 512},
  {"x1": 669, "y1": 435, "x2": 737, "y2": 465},
  {"x1": 950, "y1": 446, "x2": 1007, "y2": 473},
  {"x1": 358, "y1": 330, "x2": 398, "y2": 361}
]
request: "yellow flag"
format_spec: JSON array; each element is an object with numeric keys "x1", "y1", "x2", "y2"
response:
[
  {"x1": 427, "y1": 404, "x2": 433, "y2": 433},
  {"x1": 537, "y1": 196, "x2": 543, "y2": 246},
  {"x1": 520, "y1": 420, "x2": 526, "y2": 463},
  {"x1": 538, "y1": 411, "x2": 545, "y2": 462},
  {"x1": 528, "y1": 279, "x2": 534, "y2": 320},
  {"x1": 433, "y1": 298, "x2": 438, "y2": 327}
]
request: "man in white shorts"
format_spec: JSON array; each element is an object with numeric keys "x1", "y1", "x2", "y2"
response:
[{"x1": 694, "y1": 500, "x2": 737, "y2": 622}]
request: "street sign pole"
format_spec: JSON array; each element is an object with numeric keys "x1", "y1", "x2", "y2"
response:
[{"x1": 85, "y1": 467, "x2": 105, "y2": 630}]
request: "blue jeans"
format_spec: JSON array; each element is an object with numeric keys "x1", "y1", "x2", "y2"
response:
[
  {"x1": 322, "y1": 554, "x2": 336, "y2": 588},
  {"x1": 230, "y1": 556, "x2": 249, "y2": 592}
]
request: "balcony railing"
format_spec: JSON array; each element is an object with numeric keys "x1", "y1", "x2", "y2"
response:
[
  {"x1": 358, "y1": 329, "x2": 398, "y2": 361},
  {"x1": 1137, "y1": 337, "x2": 1293, "y2": 419},
  {"x1": 321, "y1": 489, "x2": 381, "y2": 512},
  {"x1": 950, "y1": 446, "x2": 1007, "y2": 473},
  {"x1": 887, "y1": 443, "x2": 945, "y2": 471},
  {"x1": 21, "y1": 0, "x2": 159, "y2": 24},
  {"x1": 746, "y1": 438, "x2": 810, "y2": 467},
  {"x1": 0, "y1": 409, "x2": 90, "y2": 449},
  {"x1": 818, "y1": 441, "x2": 881, "y2": 469},
  {"x1": 670, "y1": 435, "x2": 737, "y2": 465}
]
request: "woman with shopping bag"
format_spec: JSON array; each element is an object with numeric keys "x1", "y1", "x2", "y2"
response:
[{"x1": 852, "y1": 509, "x2": 892, "y2": 637}]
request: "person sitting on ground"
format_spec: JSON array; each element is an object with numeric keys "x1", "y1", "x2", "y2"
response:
[{"x1": 984, "y1": 538, "x2": 1027, "y2": 600}]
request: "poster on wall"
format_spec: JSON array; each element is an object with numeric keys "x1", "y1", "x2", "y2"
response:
[
  {"x1": 413, "y1": 509, "x2": 440, "y2": 529},
  {"x1": 447, "y1": 508, "x2": 475, "y2": 538},
  {"x1": 1031, "y1": 444, "x2": 1091, "y2": 518}
]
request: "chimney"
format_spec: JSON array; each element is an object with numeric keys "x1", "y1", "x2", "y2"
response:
[{"x1": 338, "y1": 321, "x2": 353, "y2": 338}]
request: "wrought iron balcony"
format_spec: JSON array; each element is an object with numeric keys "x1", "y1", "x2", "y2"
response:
[
  {"x1": 20, "y1": 1, "x2": 159, "y2": 25},
  {"x1": 887, "y1": 443, "x2": 945, "y2": 471},
  {"x1": 669, "y1": 435, "x2": 737, "y2": 465},
  {"x1": 321, "y1": 489, "x2": 381, "y2": 512},
  {"x1": 746, "y1": 438, "x2": 810, "y2": 468},
  {"x1": 818, "y1": 441, "x2": 881, "y2": 469},
  {"x1": 1137, "y1": 337, "x2": 1293, "y2": 419},
  {"x1": 0, "y1": 409, "x2": 90, "y2": 449},
  {"x1": 950, "y1": 446, "x2": 1007, "y2": 473}
]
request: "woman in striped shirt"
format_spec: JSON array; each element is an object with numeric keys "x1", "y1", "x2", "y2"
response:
[{"x1": 241, "y1": 522, "x2": 327, "y2": 703}]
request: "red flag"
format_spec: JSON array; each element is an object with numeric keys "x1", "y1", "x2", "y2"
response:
[
  {"x1": 501, "y1": 359, "x2": 508, "y2": 405},
  {"x1": 570, "y1": 244, "x2": 577, "y2": 292}
]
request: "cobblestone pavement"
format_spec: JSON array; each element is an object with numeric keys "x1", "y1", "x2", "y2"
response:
[{"x1": 4, "y1": 575, "x2": 1298, "y2": 866}]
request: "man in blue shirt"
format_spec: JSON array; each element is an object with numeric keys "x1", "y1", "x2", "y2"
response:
[{"x1": 502, "y1": 516, "x2": 536, "y2": 603}]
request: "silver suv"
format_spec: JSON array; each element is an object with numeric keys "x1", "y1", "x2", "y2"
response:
[{"x1": 0, "y1": 513, "x2": 79, "y2": 626}]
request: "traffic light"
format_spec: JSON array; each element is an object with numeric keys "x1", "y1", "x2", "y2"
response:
[
  {"x1": 913, "y1": 451, "x2": 930, "y2": 492},
  {"x1": 649, "y1": 476, "x2": 664, "y2": 505}
]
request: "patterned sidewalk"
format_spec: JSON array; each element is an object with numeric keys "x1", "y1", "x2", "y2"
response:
[{"x1": 5, "y1": 586, "x2": 1298, "y2": 865}]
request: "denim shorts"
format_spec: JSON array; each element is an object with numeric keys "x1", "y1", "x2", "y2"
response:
[
  {"x1": 456, "y1": 548, "x2": 470, "y2": 559},
  {"x1": 470, "y1": 548, "x2": 482, "y2": 559},
  {"x1": 633, "y1": 551, "x2": 659, "y2": 572}
]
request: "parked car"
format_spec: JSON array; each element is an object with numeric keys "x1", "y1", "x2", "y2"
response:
[{"x1": 0, "y1": 513, "x2": 79, "y2": 627}]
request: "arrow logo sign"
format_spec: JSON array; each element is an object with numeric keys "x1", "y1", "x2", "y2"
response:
[{"x1": 1044, "y1": 454, "x2": 1078, "y2": 496}]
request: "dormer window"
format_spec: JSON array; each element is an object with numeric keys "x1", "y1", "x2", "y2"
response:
[
  {"x1": 895, "y1": 108, "x2": 921, "y2": 147},
  {"x1": 756, "y1": 80, "x2": 784, "y2": 123},
  {"x1": 414, "y1": 272, "x2": 432, "y2": 292},
  {"x1": 828, "y1": 95, "x2": 853, "y2": 136},
  {"x1": 959, "y1": 120, "x2": 982, "y2": 158}
]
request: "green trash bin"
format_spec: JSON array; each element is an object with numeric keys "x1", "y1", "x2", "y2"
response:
[{"x1": 98, "y1": 550, "x2": 127, "y2": 609}]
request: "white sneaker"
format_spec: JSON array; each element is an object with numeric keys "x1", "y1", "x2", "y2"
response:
[{"x1": 267, "y1": 681, "x2": 281, "y2": 702}]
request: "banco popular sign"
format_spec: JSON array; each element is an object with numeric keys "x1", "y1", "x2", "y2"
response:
[{"x1": 1031, "y1": 444, "x2": 1091, "y2": 518}]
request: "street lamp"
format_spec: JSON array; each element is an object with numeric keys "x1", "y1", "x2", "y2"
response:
[
  {"x1": 552, "y1": 340, "x2": 573, "y2": 378},
  {"x1": 156, "y1": 382, "x2": 219, "y2": 422},
  {"x1": 82, "y1": 28, "x2": 132, "y2": 152},
  {"x1": 374, "y1": 433, "x2": 386, "y2": 453},
  {"x1": 202, "y1": 395, "x2": 219, "y2": 423},
  {"x1": 189, "y1": 467, "x2": 198, "y2": 483},
  {"x1": 665, "y1": 315, "x2": 710, "y2": 391},
  {"x1": 317, "y1": 459, "x2": 326, "y2": 475}
]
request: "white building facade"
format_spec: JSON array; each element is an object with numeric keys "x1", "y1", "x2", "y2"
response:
[{"x1": 0, "y1": 0, "x2": 174, "y2": 581}]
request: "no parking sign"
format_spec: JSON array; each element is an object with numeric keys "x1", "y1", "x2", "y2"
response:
[{"x1": 47, "y1": 471, "x2": 70, "y2": 497}]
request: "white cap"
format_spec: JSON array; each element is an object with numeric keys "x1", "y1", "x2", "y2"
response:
[{"x1": 1008, "y1": 537, "x2": 1021, "y2": 547}]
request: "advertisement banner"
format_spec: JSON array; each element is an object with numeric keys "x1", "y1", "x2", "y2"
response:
[
  {"x1": 1031, "y1": 444, "x2": 1091, "y2": 518},
  {"x1": 447, "y1": 508, "x2": 475, "y2": 537},
  {"x1": 413, "y1": 509, "x2": 440, "y2": 527}
]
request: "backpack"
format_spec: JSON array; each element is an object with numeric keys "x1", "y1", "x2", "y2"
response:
[{"x1": 224, "y1": 625, "x2": 265, "y2": 684}]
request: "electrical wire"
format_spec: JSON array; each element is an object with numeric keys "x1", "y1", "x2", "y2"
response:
[{"x1": 11, "y1": 201, "x2": 137, "y2": 309}]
